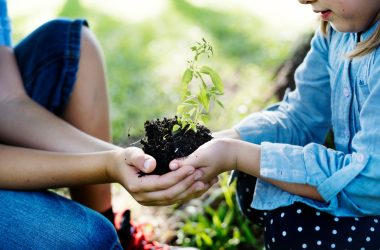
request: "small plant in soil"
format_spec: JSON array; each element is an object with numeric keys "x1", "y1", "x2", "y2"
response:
[{"x1": 140, "y1": 39, "x2": 224, "y2": 175}]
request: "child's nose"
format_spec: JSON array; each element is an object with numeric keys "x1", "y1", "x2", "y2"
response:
[{"x1": 298, "y1": 0, "x2": 317, "y2": 4}]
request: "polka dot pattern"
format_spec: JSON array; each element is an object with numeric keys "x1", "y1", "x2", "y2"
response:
[
  {"x1": 235, "y1": 171, "x2": 380, "y2": 250},
  {"x1": 261, "y1": 203, "x2": 380, "y2": 249}
]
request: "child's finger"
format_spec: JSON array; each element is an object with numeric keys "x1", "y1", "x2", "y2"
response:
[
  {"x1": 169, "y1": 159, "x2": 182, "y2": 170},
  {"x1": 169, "y1": 150, "x2": 209, "y2": 172}
]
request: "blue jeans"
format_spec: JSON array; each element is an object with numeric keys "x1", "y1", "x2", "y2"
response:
[
  {"x1": 0, "y1": 19, "x2": 122, "y2": 249},
  {"x1": 0, "y1": 190, "x2": 121, "y2": 249}
]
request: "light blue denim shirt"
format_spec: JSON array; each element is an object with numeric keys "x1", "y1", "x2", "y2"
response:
[
  {"x1": 234, "y1": 20, "x2": 380, "y2": 217},
  {"x1": 0, "y1": 0, "x2": 11, "y2": 46}
]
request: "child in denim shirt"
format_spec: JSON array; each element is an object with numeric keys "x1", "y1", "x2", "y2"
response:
[{"x1": 171, "y1": 0, "x2": 380, "y2": 249}]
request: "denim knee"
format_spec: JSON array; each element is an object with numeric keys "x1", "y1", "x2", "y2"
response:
[
  {"x1": 39, "y1": 208, "x2": 121, "y2": 250},
  {"x1": 73, "y1": 211, "x2": 122, "y2": 250},
  {"x1": 0, "y1": 190, "x2": 122, "y2": 250}
]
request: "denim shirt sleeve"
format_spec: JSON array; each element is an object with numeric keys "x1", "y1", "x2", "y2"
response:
[
  {"x1": 235, "y1": 25, "x2": 380, "y2": 216},
  {"x1": 235, "y1": 30, "x2": 331, "y2": 147},
  {"x1": 0, "y1": 0, "x2": 11, "y2": 46}
]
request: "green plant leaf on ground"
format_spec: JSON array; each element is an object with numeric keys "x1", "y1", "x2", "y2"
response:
[{"x1": 175, "y1": 173, "x2": 263, "y2": 249}]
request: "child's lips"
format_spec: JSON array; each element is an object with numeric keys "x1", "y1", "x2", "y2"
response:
[{"x1": 320, "y1": 10, "x2": 332, "y2": 21}]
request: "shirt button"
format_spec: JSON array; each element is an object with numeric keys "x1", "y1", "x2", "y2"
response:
[
  {"x1": 343, "y1": 87, "x2": 350, "y2": 97},
  {"x1": 356, "y1": 153, "x2": 364, "y2": 163}
]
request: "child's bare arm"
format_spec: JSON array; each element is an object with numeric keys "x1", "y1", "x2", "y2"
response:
[
  {"x1": 0, "y1": 47, "x2": 114, "y2": 153},
  {"x1": 0, "y1": 144, "x2": 206, "y2": 205},
  {"x1": 171, "y1": 138, "x2": 324, "y2": 202}
]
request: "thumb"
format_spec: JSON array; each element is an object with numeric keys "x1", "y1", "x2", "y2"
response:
[
  {"x1": 126, "y1": 147, "x2": 156, "y2": 173},
  {"x1": 141, "y1": 156, "x2": 156, "y2": 173}
]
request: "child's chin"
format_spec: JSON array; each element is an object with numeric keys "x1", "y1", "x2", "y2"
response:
[{"x1": 330, "y1": 22, "x2": 364, "y2": 33}]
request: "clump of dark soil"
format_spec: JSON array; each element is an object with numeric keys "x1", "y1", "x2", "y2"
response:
[{"x1": 140, "y1": 117, "x2": 213, "y2": 175}]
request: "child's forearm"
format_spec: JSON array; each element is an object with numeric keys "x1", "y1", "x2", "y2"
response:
[
  {"x1": 234, "y1": 140, "x2": 324, "y2": 201},
  {"x1": 212, "y1": 128, "x2": 241, "y2": 140},
  {"x1": 266, "y1": 179, "x2": 323, "y2": 201},
  {"x1": 0, "y1": 96, "x2": 117, "y2": 152},
  {"x1": 0, "y1": 144, "x2": 114, "y2": 189}
]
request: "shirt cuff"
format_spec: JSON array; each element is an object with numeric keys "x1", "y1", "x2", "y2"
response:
[{"x1": 317, "y1": 152, "x2": 368, "y2": 202}]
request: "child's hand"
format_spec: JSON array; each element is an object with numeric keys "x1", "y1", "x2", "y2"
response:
[
  {"x1": 107, "y1": 147, "x2": 213, "y2": 206},
  {"x1": 169, "y1": 138, "x2": 237, "y2": 183}
]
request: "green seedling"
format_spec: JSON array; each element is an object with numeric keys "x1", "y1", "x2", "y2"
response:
[{"x1": 173, "y1": 38, "x2": 224, "y2": 132}]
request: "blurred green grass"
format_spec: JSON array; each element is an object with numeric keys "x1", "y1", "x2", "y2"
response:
[{"x1": 12, "y1": 0, "x2": 297, "y2": 144}]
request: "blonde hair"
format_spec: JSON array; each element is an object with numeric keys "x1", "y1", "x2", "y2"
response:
[{"x1": 321, "y1": 14, "x2": 380, "y2": 59}]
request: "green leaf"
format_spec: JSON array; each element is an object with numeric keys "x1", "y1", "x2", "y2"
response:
[
  {"x1": 217, "y1": 205, "x2": 227, "y2": 221},
  {"x1": 200, "y1": 233, "x2": 213, "y2": 246},
  {"x1": 195, "y1": 234, "x2": 202, "y2": 247},
  {"x1": 172, "y1": 124, "x2": 180, "y2": 132},
  {"x1": 181, "y1": 69, "x2": 193, "y2": 99},
  {"x1": 212, "y1": 214, "x2": 222, "y2": 228},
  {"x1": 200, "y1": 114, "x2": 209, "y2": 123},
  {"x1": 222, "y1": 185, "x2": 234, "y2": 208},
  {"x1": 189, "y1": 123, "x2": 197, "y2": 132},
  {"x1": 198, "y1": 214, "x2": 210, "y2": 227},
  {"x1": 241, "y1": 222, "x2": 256, "y2": 243},
  {"x1": 182, "y1": 68, "x2": 193, "y2": 85},
  {"x1": 205, "y1": 205, "x2": 215, "y2": 216},
  {"x1": 198, "y1": 86, "x2": 210, "y2": 112},
  {"x1": 216, "y1": 99, "x2": 224, "y2": 108},
  {"x1": 182, "y1": 122, "x2": 188, "y2": 129},
  {"x1": 177, "y1": 104, "x2": 186, "y2": 115},
  {"x1": 188, "y1": 107, "x2": 196, "y2": 117},
  {"x1": 184, "y1": 99, "x2": 198, "y2": 105},
  {"x1": 182, "y1": 223, "x2": 198, "y2": 234},
  {"x1": 200, "y1": 66, "x2": 224, "y2": 93}
]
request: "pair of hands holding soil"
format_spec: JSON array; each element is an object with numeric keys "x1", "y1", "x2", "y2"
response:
[
  {"x1": 108, "y1": 129, "x2": 248, "y2": 206},
  {"x1": 106, "y1": 146, "x2": 216, "y2": 206}
]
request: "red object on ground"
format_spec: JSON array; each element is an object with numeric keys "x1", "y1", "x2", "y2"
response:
[{"x1": 114, "y1": 210, "x2": 170, "y2": 250}]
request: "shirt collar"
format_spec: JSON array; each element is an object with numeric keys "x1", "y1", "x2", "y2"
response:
[{"x1": 360, "y1": 19, "x2": 380, "y2": 41}]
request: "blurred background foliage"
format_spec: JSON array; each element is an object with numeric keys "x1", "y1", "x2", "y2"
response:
[
  {"x1": 11, "y1": 0, "x2": 315, "y2": 144},
  {"x1": 10, "y1": 0, "x2": 316, "y2": 248}
]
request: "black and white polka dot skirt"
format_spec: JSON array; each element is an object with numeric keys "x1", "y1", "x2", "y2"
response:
[{"x1": 235, "y1": 171, "x2": 380, "y2": 250}]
